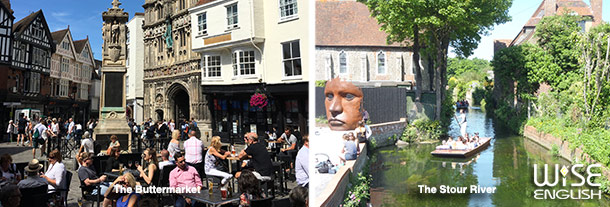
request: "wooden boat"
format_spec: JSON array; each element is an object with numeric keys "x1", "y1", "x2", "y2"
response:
[{"x1": 430, "y1": 137, "x2": 492, "y2": 158}]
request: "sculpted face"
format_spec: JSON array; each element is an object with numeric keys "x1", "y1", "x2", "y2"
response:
[{"x1": 324, "y1": 78, "x2": 363, "y2": 131}]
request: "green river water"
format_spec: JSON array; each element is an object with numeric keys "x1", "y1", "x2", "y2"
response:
[{"x1": 370, "y1": 109, "x2": 610, "y2": 207}]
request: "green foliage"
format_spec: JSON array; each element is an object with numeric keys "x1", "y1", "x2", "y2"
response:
[
  {"x1": 359, "y1": 0, "x2": 512, "y2": 121},
  {"x1": 369, "y1": 136, "x2": 377, "y2": 149},
  {"x1": 315, "y1": 80, "x2": 327, "y2": 87},
  {"x1": 342, "y1": 164, "x2": 372, "y2": 207},
  {"x1": 550, "y1": 144, "x2": 560, "y2": 157},
  {"x1": 447, "y1": 57, "x2": 491, "y2": 78},
  {"x1": 527, "y1": 116, "x2": 610, "y2": 166},
  {"x1": 315, "y1": 115, "x2": 328, "y2": 124},
  {"x1": 401, "y1": 118, "x2": 444, "y2": 142},
  {"x1": 535, "y1": 13, "x2": 584, "y2": 82}
]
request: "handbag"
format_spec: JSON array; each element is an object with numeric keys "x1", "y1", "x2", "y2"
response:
[{"x1": 314, "y1": 153, "x2": 334, "y2": 174}]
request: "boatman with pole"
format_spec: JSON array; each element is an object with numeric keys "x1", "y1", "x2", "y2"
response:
[{"x1": 455, "y1": 109, "x2": 467, "y2": 137}]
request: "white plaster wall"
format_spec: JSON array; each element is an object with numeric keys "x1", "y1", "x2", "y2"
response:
[{"x1": 126, "y1": 15, "x2": 144, "y2": 101}]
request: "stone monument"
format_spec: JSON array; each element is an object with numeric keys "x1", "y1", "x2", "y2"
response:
[{"x1": 94, "y1": 0, "x2": 131, "y2": 152}]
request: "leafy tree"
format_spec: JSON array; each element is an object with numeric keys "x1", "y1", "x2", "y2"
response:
[
  {"x1": 447, "y1": 57, "x2": 491, "y2": 78},
  {"x1": 359, "y1": 0, "x2": 512, "y2": 121},
  {"x1": 533, "y1": 14, "x2": 585, "y2": 90},
  {"x1": 579, "y1": 23, "x2": 610, "y2": 125}
]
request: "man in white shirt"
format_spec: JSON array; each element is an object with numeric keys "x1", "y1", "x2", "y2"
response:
[
  {"x1": 32, "y1": 119, "x2": 48, "y2": 158},
  {"x1": 184, "y1": 130, "x2": 205, "y2": 178},
  {"x1": 79, "y1": 131, "x2": 95, "y2": 154},
  {"x1": 67, "y1": 118, "x2": 75, "y2": 140},
  {"x1": 158, "y1": 149, "x2": 175, "y2": 170},
  {"x1": 295, "y1": 135, "x2": 309, "y2": 187},
  {"x1": 457, "y1": 109, "x2": 467, "y2": 137}
]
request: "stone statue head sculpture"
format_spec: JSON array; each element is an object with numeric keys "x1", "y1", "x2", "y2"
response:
[{"x1": 324, "y1": 77, "x2": 363, "y2": 131}]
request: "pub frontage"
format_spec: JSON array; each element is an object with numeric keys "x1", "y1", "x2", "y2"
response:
[{"x1": 203, "y1": 82, "x2": 308, "y2": 144}]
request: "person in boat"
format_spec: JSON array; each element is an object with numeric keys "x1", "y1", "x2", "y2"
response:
[{"x1": 456, "y1": 109, "x2": 467, "y2": 137}]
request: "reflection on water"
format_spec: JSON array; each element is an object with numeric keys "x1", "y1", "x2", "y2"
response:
[{"x1": 370, "y1": 109, "x2": 609, "y2": 207}]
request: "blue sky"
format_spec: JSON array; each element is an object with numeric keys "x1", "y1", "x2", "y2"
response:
[
  {"x1": 11, "y1": 0, "x2": 144, "y2": 60},
  {"x1": 9, "y1": 0, "x2": 610, "y2": 61}
]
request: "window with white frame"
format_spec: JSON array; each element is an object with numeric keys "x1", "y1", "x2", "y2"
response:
[
  {"x1": 198, "y1": 13, "x2": 207, "y2": 36},
  {"x1": 82, "y1": 65, "x2": 90, "y2": 80},
  {"x1": 82, "y1": 46, "x2": 89, "y2": 59},
  {"x1": 232, "y1": 50, "x2": 255, "y2": 76},
  {"x1": 203, "y1": 55, "x2": 221, "y2": 77},
  {"x1": 59, "y1": 79, "x2": 69, "y2": 97},
  {"x1": 279, "y1": 0, "x2": 298, "y2": 20},
  {"x1": 339, "y1": 51, "x2": 347, "y2": 74},
  {"x1": 80, "y1": 84, "x2": 88, "y2": 100},
  {"x1": 226, "y1": 4, "x2": 238, "y2": 29},
  {"x1": 377, "y1": 51, "x2": 386, "y2": 74},
  {"x1": 61, "y1": 57, "x2": 69, "y2": 73},
  {"x1": 24, "y1": 72, "x2": 40, "y2": 93},
  {"x1": 62, "y1": 41, "x2": 70, "y2": 50},
  {"x1": 32, "y1": 47, "x2": 48, "y2": 68},
  {"x1": 282, "y1": 40, "x2": 301, "y2": 77}
]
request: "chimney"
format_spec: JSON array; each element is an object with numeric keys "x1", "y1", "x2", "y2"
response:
[
  {"x1": 544, "y1": 0, "x2": 556, "y2": 16},
  {"x1": 591, "y1": 0, "x2": 603, "y2": 26}
]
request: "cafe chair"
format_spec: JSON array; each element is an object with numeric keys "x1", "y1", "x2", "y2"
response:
[
  {"x1": 251, "y1": 196, "x2": 275, "y2": 207},
  {"x1": 79, "y1": 180, "x2": 102, "y2": 207},
  {"x1": 53, "y1": 171, "x2": 73, "y2": 207},
  {"x1": 19, "y1": 185, "x2": 49, "y2": 206},
  {"x1": 158, "y1": 164, "x2": 177, "y2": 206}
]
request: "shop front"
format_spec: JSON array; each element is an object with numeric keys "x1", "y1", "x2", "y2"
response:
[{"x1": 203, "y1": 82, "x2": 308, "y2": 144}]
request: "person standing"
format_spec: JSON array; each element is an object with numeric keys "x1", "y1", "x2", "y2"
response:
[
  {"x1": 457, "y1": 109, "x2": 467, "y2": 137},
  {"x1": 17, "y1": 114, "x2": 27, "y2": 146},
  {"x1": 295, "y1": 135, "x2": 309, "y2": 187},
  {"x1": 6, "y1": 120, "x2": 15, "y2": 143},
  {"x1": 32, "y1": 119, "x2": 49, "y2": 158},
  {"x1": 184, "y1": 130, "x2": 205, "y2": 179},
  {"x1": 67, "y1": 118, "x2": 75, "y2": 141}
]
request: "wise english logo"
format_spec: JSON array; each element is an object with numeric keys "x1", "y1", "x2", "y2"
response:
[{"x1": 533, "y1": 164, "x2": 602, "y2": 200}]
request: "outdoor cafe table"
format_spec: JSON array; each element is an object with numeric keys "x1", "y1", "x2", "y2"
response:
[
  {"x1": 180, "y1": 186, "x2": 240, "y2": 207},
  {"x1": 226, "y1": 156, "x2": 240, "y2": 174}
]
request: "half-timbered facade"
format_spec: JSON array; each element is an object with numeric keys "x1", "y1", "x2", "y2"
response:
[
  {"x1": 2, "y1": 10, "x2": 54, "y2": 124},
  {"x1": 0, "y1": 0, "x2": 14, "y2": 129},
  {"x1": 49, "y1": 27, "x2": 94, "y2": 121}
]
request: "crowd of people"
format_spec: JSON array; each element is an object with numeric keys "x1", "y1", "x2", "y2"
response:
[
  {"x1": 1, "y1": 112, "x2": 310, "y2": 206},
  {"x1": 5, "y1": 113, "x2": 97, "y2": 159},
  {"x1": 436, "y1": 133, "x2": 482, "y2": 150}
]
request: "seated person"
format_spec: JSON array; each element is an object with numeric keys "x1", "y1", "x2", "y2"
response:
[
  {"x1": 137, "y1": 148, "x2": 158, "y2": 185},
  {"x1": 238, "y1": 169, "x2": 264, "y2": 207},
  {"x1": 170, "y1": 152, "x2": 203, "y2": 207},
  {"x1": 106, "y1": 147, "x2": 121, "y2": 173},
  {"x1": 17, "y1": 159, "x2": 47, "y2": 189},
  {"x1": 339, "y1": 133, "x2": 358, "y2": 164},
  {"x1": 158, "y1": 150, "x2": 175, "y2": 170},
  {"x1": 41, "y1": 150, "x2": 65, "y2": 193},
  {"x1": 106, "y1": 173, "x2": 140, "y2": 207},
  {"x1": 106, "y1": 135, "x2": 120, "y2": 155},
  {"x1": 289, "y1": 185, "x2": 309, "y2": 207},
  {"x1": 205, "y1": 136, "x2": 233, "y2": 186},
  {"x1": 0, "y1": 154, "x2": 21, "y2": 184},
  {"x1": 77, "y1": 152, "x2": 109, "y2": 197},
  {"x1": 0, "y1": 183, "x2": 21, "y2": 207},
  {"x1": 237, "y1": 133, "x2": 273, "y2": 181}
]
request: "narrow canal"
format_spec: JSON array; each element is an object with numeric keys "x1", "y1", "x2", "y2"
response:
[{"x1": 370, "y1": 109, "x2": 610, "y2": 206}]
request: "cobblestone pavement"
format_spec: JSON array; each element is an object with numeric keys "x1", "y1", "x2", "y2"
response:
[{"x1": 1, "y1": 141, "x2": 296, "y2": 206}]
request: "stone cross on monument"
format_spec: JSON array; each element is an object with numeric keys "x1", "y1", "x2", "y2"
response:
[{"x1": 93, "y1": 0, "x2": 132, "y2": 152}]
